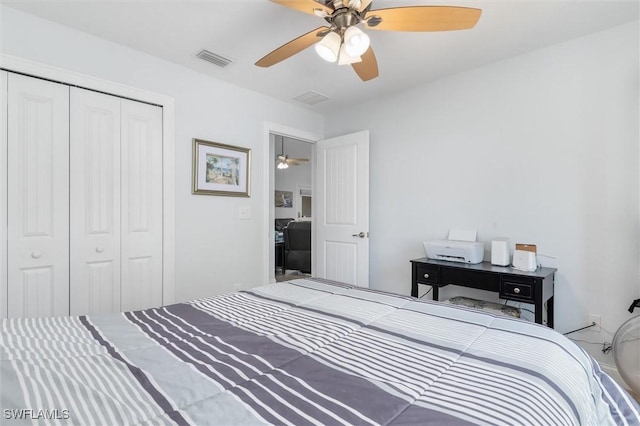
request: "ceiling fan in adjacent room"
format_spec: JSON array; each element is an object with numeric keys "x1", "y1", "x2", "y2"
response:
[
  {"x1": 256, "y1": 0, "x2": 482, "y2": 81},
  {"x1": 276, "y1": 135, "x2": 309, "y2": 169}
]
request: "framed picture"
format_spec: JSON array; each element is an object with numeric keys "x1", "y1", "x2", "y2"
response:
[
  {"x1": 275, "y1": 190, "x2": 293, "y2": 208},
  {"x1": 192, "y1": 138, "x2": 251, "y2": 197}
]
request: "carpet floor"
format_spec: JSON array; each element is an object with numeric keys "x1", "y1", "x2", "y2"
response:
[{"x1": 276, "y1": 272, "x2": 311, "y2": 282}]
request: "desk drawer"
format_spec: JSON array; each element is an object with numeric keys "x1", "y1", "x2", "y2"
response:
[
  {"x1": 500, "y1": 277, "x2": 535, "y2": 302},
  {"x1": 441, "y1": 268, "x2": 499, "y2": 292},
  {"x1": 416, "y1": 263, "x2": 439, "y2": 284}
]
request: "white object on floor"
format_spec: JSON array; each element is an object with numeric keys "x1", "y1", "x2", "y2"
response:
[{"x1": 613, "y1": 315, "x2": 640, "y2": 396}]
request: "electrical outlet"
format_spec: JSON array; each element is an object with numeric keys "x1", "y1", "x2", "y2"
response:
[{"x1": 589, "y1": 314, "x2": 601, "y2": 332}]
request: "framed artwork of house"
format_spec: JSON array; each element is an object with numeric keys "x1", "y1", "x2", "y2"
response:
[{"x1": 192, "y1": 138, "x2": 251, "y2": 197}]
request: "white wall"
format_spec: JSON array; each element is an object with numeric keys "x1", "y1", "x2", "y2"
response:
[
  {"x1": 325, "y1": 21, "x2": 639, "y2": 358},
  {"x1": 273, "y1": 136, "x2": 312, "y2": 219},
  {"x1": 0, "y1": 6, "x2": 324, "y2": 302}
]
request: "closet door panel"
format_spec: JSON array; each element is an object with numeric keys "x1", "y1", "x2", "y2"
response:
[
  {"x1": 70, "y1": 88, "x2": 121, "y2": 315},
  {"x1": 121, "y1": 100, "x2": 163, "y2": 312},
  {"x1": 1, "y1": 71, "x2": 7, "y2": 318},
  {"x1": 7, "y1": 73, "x2": 70, "y2": 318}
]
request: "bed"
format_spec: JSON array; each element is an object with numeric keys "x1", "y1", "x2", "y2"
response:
[{"x1": 1, "y1": 278, "x2": 638, "y2": 425}]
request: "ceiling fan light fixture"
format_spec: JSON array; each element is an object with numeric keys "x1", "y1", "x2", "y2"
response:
[
  {"x1": 277, "y1": 160, "x2": 289, "y2": 170},
  {"x1": 344, "y1": 26, "x2": 370, "y2": 57},
  {"x1": 313, "y1": 8, "x2": 329, "y2": 18},
  {"x1": 315, "y1": 31, "x2": 341, "y2": 63},
  {"x1": 338, "y1": 44, "x2": 362, "y2": 65},
  {"x1": 258, "y1": 2, "x2": 482, "y2": 82}
]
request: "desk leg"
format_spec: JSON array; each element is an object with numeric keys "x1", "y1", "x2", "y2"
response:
[
  {"x1": 547, "y1": 296, "x2": 554, "y2": 328},
  {"x1": 535, "y1": 301, "x2": 543, "y2": 325},
  {"x1": 534, "y1": 280, "x2": 544, "y2": 326},
  {"x1": 432, "y1": 286, "x2": 439, "y2": 301},
  {"x1": 411, "y1": 266, "x2": 418, "y2": 297}
]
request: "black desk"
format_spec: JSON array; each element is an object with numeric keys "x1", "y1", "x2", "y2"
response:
[{"x1": 411, "y1": 258, "x2": 556, "y2": 328}]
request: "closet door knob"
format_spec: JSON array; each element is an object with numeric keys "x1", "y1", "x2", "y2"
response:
[
  {"x1": 96, "y1": 246, "x2": 104, "y2": 253},
  {"x1": 31, "y1": 251, "x2": 42, "y2": 259}
]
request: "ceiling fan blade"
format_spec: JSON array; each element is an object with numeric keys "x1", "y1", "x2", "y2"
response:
[
  {"x1": 351, "y1": 46, "x2": 378, "y2": 81},
  {"x1": 256, "y1": 26, "x2": 329, "y2": 67},
  {"x1": 289, "y1": 157, "x2": 309, "y2": 162},
  {"x1": 288, "y1": 159, "x2": 302, "y2": 166},
  {"x1": 366, "y1": 6, "x2": 482, "y2": 32},
  {"x1": 269, "y1": 0, "x2": 333, "y2": 16}
]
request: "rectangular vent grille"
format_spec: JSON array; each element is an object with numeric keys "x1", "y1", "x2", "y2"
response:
[
  {"x1": 196, "y1": 49, "x2": 233, "y2": 67},
  {"x1": 293, "y1": 90, "x2": 331, "y2": 105}
]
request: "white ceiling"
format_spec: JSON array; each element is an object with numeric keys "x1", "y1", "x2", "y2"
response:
[{"x1": 3, "y1": 0, "x2": 638, "y2": 113}]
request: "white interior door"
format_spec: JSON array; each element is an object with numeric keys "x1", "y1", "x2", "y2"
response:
[
  {"x1": 315, "y1": 130, "x2": 369, "y2": 287},
  {"x1": 7, "y1": 73, "x2": 70, "y2": 318},
  {"x1": 70, "y1": 88, "x2": 121, "y2": 315},
  {"x1": 120, "y1": 99, "x2": 163, "y2": 311}
]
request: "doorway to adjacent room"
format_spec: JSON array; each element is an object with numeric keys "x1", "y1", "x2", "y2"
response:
[{"x1": 272, "y1": 134, "x2": 313, "y2": 281}]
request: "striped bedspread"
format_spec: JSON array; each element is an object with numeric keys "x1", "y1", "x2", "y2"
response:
[{"x1": 1, "y1": 278, "x2": 638, "y2": 425}]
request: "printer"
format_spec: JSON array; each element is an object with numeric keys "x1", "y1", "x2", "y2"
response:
[{"x1": 423, "y1": 240, "x2": 484, "y2": 264}]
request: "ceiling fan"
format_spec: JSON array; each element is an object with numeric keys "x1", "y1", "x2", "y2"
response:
[
  {"x1": 256, "y1": 0, "x2": 482, "y2": 81},
  {"x1": 276, "y1": 135, "x2": 309, "y2": 169}
]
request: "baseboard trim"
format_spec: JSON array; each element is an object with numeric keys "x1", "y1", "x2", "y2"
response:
[{"x1": 601, "y1": 363, "x2": 631, "y2": 392}]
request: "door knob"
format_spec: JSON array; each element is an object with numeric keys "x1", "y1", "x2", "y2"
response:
[
  {"x1": 96, "y1": 246, "x2": 105, "y2": 253},
  {"x1": 31, "y1": 251, "x2": 42, "y2": 259},
  {"x1": 352, "y1": 232, "x2": 366, "y2": 238}
]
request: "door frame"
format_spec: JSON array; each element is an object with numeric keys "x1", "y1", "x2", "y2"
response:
[
  {"x1": 0, "y1": 71, "x2": 6, "y2": 319},
  {"x1": 0, "y1": 54, "x2": 176, "y2": 314},
  {"x1": 262, "y1": 122, "x2": 322, "y2": 284}
]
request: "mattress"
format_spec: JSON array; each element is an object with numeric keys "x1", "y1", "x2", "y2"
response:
[{"x1": 1, "y1": 278, "x2": 638, "y2": 425}]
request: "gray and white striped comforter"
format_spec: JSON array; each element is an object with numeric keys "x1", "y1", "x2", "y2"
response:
[{"x1": 1, "y1": 278, "x2": 639, "y2": 425}]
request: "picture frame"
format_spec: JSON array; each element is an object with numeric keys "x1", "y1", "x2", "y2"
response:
[
  {"x1": 192, "y1": 138, "x2": 251, "y2": 197},
  {"x1": 275, "y1": 190, "x2": 293, "y2": 208}
]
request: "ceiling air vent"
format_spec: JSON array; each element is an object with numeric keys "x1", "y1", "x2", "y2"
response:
[
  {"x1": 196, "y1": 49, "x2": 233, "y2": 68},
  {"x1": 293, "y1": 90, "x2": 330, "y2": 105}
]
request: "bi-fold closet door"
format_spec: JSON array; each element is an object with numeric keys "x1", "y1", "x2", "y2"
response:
[
  {"x1": 70, "y1": 87, "x2": 163, "y2": 315},
  {"x1": 2, "y1": 71, "x2": 163, "y2": 318},
  {"x1": 6, "y1": 72, "x2": 70, "y2": 318}
]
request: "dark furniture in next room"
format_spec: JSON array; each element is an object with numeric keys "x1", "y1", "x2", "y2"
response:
[
  {"x1": 274, "y1": 218, "x2": 294, "y2": 274},
  {"x1": 284, "y1": 221, "x2": 311, "y2": 274},
  {"x1": 275, "y1": 218, "x2": 294, "y2": 232},
  {"x1": 410, "y1": 257, "x2": 557, "y2": 327},
  {"x1": 275, "y1": 241, "x2": 285, "y2": 274}
]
